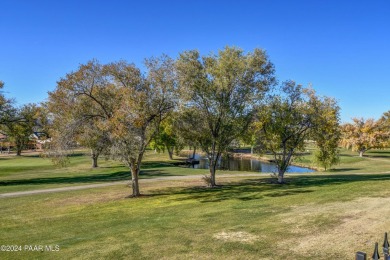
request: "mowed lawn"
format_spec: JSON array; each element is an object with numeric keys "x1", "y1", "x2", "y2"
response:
[
  {"x1": 1, "y1": 149, "x2": 390, "y2": 259},
  {"x1": 0, "y1": 151, "x2": 206, "y2": 193}
]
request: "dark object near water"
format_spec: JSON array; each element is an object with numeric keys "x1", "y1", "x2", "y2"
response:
[{"x1": 186, "y1": 158, "x2": 200, "y2": 165}]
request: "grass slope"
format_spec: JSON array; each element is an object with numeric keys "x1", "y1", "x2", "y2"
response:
[
  {"x1": 1, "y1": 149, "x2": 390, "y2": 259},
  {"x1": 0, "y1": 151, "x2": 203, "y2": 193}
]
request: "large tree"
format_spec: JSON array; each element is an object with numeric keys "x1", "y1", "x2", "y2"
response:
[
  {"x1": 176, "y1": 46, "x2": 275, "y2": 187},
  {"x1": 0, "y1": 81, "x2": 6, "y2": 117},
  {"x1": 151, "y1": 113, "x2": 184, "y2": 160},
  {"x1": 49, "y1": 57, "x2": 176, "y2": 196},
  {"x1": 4, "y1": 104, "x2": 38, "y2": 156},
  {"x1": 48, "y1": 60, "x2": 116, "y2": 167},
  {"x1": 33, "y1": 104, "x2": 52, "y2": 138},
  {"x1": 79, "y1": 122, "x2": 110, "y2": 168},
  {"x1": 379, "y1": 110, "x2": 390, "y2": 147},
  {"x1": 107, "y1": 56, "x2": 177, "y2": 197},
  {"x1": 256, "y1": 81, "x2": 340, "y2": 183},
  {"x1": 308, "y1": 89, "x2": 341, "y2": 171},
  {"x1": 174, "y1": 109, "x2": 200, "y2": 159},
  {"x1": 380, "y1": 110, "x2": 390, "y2": 125},
  {"x1": 0, "y1": 81, "x2": 17, "y2": 126},
  {"x1": 340, "y1": 118, "x2": 388, "y2": 157}
]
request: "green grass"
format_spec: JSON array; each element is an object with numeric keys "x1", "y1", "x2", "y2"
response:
[
  {"x1": 2, "y1": 147, "x2": 389, "y2": 193},
  {"x1": 290, "y1": 147, "x2": 390, "y2": 173},
  {"x1": 1, "y1": 173, "x2": 390, "y2": 259},
  {"x1": 0, "y1": 151, "x2": 205, "y2": 193},
  {"x1": 1, "y1": 149, "x2": 390, "y2": 259}
]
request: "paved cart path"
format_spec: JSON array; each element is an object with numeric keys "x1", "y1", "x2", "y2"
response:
[{"x1": 0, "y1": 173, "x2": 262, "y2": 198}]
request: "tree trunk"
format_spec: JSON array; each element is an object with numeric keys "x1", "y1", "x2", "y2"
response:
[
  {"x1": 251, "y1": 146, "x2": 253, "y2": 155},
  {"x1": 130, "y1": 165, "x2": 141, "y2": 197},
  {"x1": 276, "y1": 149, "x2": 293, "y2": 184},
  {"x1": 359, "y1": 151, "x2": 364, "y2": 157},
  {"x1": 209, "y1": 163, "x2": 217, "y2": 187},
  {"x1": 209, "y1": 153, "x2": 220, "y2": 187},
  {"x1": 192, "y1": 147, "x2": 196, "y2": 159},
  {"x1": 91, "y1": 150, "x2": 99, "y2": 168},
  {"x1": 16, "y1": 146, "x2": 22, "y2": 156},
  {"x1": 277, "y1": 170, "x2": 285, "y2": 184},
  {"x1": 92, "y1": 156, "x2": 98, "y2": 168},
  {"x1": 167, "y1": 147, "x2": 173, "y2": 160}
]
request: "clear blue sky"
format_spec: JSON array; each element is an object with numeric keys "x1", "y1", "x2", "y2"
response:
[{"x1": 1, "y1": 0, "x2": 389, "y2": 122}]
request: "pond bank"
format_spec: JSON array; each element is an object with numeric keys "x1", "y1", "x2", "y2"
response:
[
  {"x1": 180, "y1": 150, "x2": 320, "y2": 171},
  {"x1": 179, "y1": 150, "x2": 316, "y2": 173}
]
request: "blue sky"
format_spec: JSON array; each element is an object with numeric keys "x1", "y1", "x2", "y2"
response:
[{"x1": 1, "y1": 0, "x2": 389, "y2": 122}]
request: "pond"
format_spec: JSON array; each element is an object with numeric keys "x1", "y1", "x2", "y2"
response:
[{"x1": 185, "y1": 154, "x2": 315, "y2": 173}]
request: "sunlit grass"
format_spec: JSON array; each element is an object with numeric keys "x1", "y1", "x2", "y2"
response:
[
  {"x1": 1, "y1": 172, "x2": 390, "y2": 259},
  {"x1": 0, "y1": 151, "x2": 192, "y2": 193},
  {"x1": 2, "y1": 147, "x2": 390, "y2": 194},
  {"x1": 1, "y1": 148, "x2": 390, "y2": 258}
]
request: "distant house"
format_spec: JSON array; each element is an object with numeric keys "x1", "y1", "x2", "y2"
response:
[
  {"x1": 0, "y1": 133, "x2": 10, "y2": 153},
  {"x1": 0, "y1": 132, "x2": 51, "y2": 152},
  {"x1": 29, "y1": 132, "x2": 51, "y2": 150},
  {"x1": 0, "y1": 133, "x2": 7, "y2": 141}
]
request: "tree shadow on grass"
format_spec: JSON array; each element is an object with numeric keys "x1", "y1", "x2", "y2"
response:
[
  {"x1": 150, "y1": 178, "x2": 315, "y2": 203},
  {"x1": 154, "y1": 173, "x2": 390, "y2": 203},
  {"x1": 366, "y1": 156, "x2": 390, "y2": 159},
  {"x1": 339, "y1": 153, "x2": 359, "y2": 157},
  {"x1": 328, "y1": 168, "x2": 361, "y2": 172},
  {"x1": 0, "y1": 170, "x2": 131, "y2": 186},
  {"x1": 364, "y1": 154, "x2": 390, "y2": 159},
  {"x1": 141, "y1": 160, "x2": 188, "y2": 168},
  {"x1": 139, "y1": 169, "x2": 183, "y2": 178},
  {"x1": 22, "y1": 152, "x2": 87, "y2": 158},
  {"x1": 289, "y1": 173, "x2": 390, "y2": 188},
  {"x1": 366, "y1": 150, "x2": 390, "y2": 156},
  {"x1": 0, "y1": 166, "x2": 185, "y2": 187},
  {"x1": 264, "y1": 189, "x2": 314, "y2": 197}
]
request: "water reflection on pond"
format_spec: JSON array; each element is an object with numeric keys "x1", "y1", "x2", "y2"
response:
[{"x1": 186, "y1": 154, "x2": 315, "y2": 173}]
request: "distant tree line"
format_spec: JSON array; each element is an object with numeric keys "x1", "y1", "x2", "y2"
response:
[
  {"x1": 0, "y1": 81, "x2": 49, "y2": 155},
  {"x1": 340, "y1": 117, "x2": 390, "y2": 157}
]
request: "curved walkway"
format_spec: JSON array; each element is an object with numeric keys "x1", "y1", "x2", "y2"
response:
[{"x1": 0, "y1": 173, "x2": 261, "y2": 199}]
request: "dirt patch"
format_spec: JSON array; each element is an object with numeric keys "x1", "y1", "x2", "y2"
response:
[
  {"x1": 214, "y1": 231, "x2": 259, "y2": 244},
  {"x1": 278, "y1": 196, "x2": 390, "y2": 258}
]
